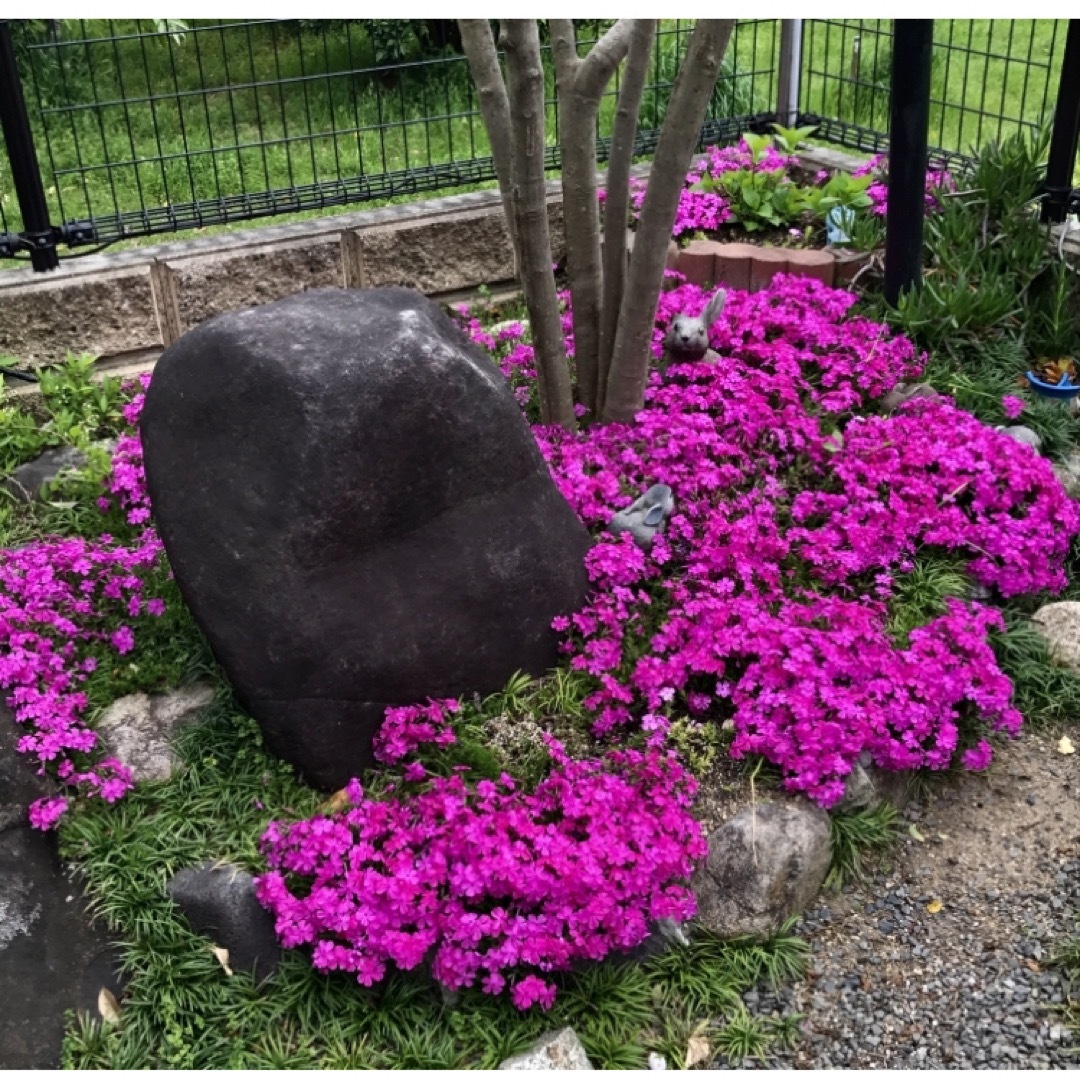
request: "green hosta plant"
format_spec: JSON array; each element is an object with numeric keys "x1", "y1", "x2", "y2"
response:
[
  {"x1": 802, "y1": 171, "x2": 874, "y2": 217},
  {"x1": 709, "y1": 167, "x2": 807, "y2": 232},
  {"x1": 769, "y1": 122, "x2": 818, "y2": 154}
]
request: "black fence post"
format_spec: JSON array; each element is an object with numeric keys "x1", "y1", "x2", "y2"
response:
[
  {"x1": 1042, "y1": 19, "x2": 1080, "y2": 224},
  {"x1": 883, "y1": 20, "x2": 934, "y2": 306},
  {"x1": 0, "y1": 20, "x2": 59, "y2": 271}
]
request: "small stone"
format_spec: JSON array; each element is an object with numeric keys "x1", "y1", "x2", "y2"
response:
[
  {"x1": 996, "y1": 425, "x2": 1042, "y2": 451},
  {"x1": 1031, "y1": 602, "x2": 1080, "y2": 675},
  {"x1": 692, "y1": 801, "x2": 832, "y2": 938},
  {"x1": 648, "y1": 1052, "x2": 668, "y2": 1070},
  {"x1": 879, "y1": 382, "x2": 940, "y2": 415},
  {"x1": 3, "y1": 446, "x2": 87, "y2": 502},
  {"x1": 94, "y1": 683, "x2": 216, "y2": 784},
  {"x1": 165, "y1": 861, "x2": 282, "y2": 982},
  {"x1": 499, "y1": 1028, "x2": 593, "y2": 1070}
]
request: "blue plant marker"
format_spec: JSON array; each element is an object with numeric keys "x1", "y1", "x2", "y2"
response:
[
  {"x1": 826, "y1": 206, "x2": 855, "y2": 246},
  {"x1": 1026, "y1": 369, "x2": 1080, "y2": 399}
]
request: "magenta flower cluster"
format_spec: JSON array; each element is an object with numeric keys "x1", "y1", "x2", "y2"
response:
[
  {"x1": 256, "y1": 738, "x2": 704, "y2": 1009},
  {"x1": 0, "y1": 374, "x2": 167, "y2": 829},
  {"x1": 852, "y1": 153, "x2": 956, "y2": 216},
  {"x1": 373, "y1": 698, "x2": 459, "y2": 765},
  {"x1": 456, "y1": 274, "x2": 1077, "y2": 806},
  {"x1": 601, "y1": 138, "x2": 797, "y2": 239},
  {"x1": 601, "y1": 139, "x2": 955, "y2": 239}
]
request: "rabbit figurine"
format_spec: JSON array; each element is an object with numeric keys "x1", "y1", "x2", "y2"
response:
[{"x1": 661, "y1": 286, "x2": 727, "y2": 372}]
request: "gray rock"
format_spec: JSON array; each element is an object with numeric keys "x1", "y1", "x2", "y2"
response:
[
  {"x1": 692, "y1": 801, "x2": 833, "y2": 938},
  {"x1": 499, "y1": 1028, "x2": 593, "y2": 1070},
  {"x1": 609, "y1": 484, "x2": 675, "y2": 551},
  {"x1": 165, "y1": 861, "x2": 281, "y2": 983},
  {"x1": 1052, "y1": 451, "x2": 1080, "y2": 499},
  {"x1": 3, "y1": 446, "x2": 87, "y2": 502},
  {"x1": 879, "y1": 382, "x2": 940, "y2": 415},
  {"x1": 94, "y1": 683, "x2": 215, "y2": 783},
  {"x1": 140, "y1": 287, "x2": 592, "y2": 790},
  {"x1": 1031, "y1": 601, "x2": 1080, "y2": 675},
  {"x1": 834, "y1": 751, "x2": 913, "y2": 814},
  {"x1": 2, "y1": 441, "x2": 118, "y2": 503},
  {"x1": 0, "y1": 703, "x2": 124, "y2": 1068},
  {"x1": 996, "y1": 425, "x2": 1042, "y2": 451}
]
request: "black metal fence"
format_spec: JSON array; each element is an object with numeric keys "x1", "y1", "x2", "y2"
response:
[{"x1": 0, "y1": 18, "x2": 1076, "y2": 271}]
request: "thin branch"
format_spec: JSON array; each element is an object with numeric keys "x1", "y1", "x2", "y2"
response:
[
  {"x1": 604, "y1": 20, "x2": 735, "y2": 423},
  {"x1": 458, "y1": 19, "x2": 520, "y2": 271},
  {"x1": 553, "y1": 18, "x2": 635, "y2": 416},
  {"x1": 576, "y1": 19, "x2": 637, "y2": 97},
  {"x1": 501, "y1": 19, "x2": 576, "y2": 430},
  {"x1": 597, "y1": 20, "x2": 655, "y2": 418}
]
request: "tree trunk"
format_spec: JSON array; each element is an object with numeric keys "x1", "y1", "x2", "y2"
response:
[
  {"x1": 551, "y1": 19, "x2": 636, "y2": 417},
  {"x1": 500, "y1": 20, "x2": 577, "y2": 430},
  {"x1": 596, "y1": 21, "x2": 656, "y2": 419},
  {"x1": 459, "y1": 20, "x2": 521, "y2": 273},
  {"x1": 603, "y1": 20, "x2": 735, "y2": 424}
]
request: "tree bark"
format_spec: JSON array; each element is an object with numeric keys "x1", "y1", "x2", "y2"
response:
[
  {"x1": 459, "y1": 19, "x2": 521, "y2": 272},
  {"x1": 603, "y1": 20, "x2": 735, "y2": 424},
  {"x1": 500, "y1": 20, "x2": 577, "y2": 430},
  {"x1": 596, "y1": 20, "x2": 656, "y2": 419},
  {"x1": 551, "y1": 19, "x2": 636, "y2": 416}
]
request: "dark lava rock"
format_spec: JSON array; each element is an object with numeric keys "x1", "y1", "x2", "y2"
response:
[
  {"x1": 140, "y1": 287, "x2": 591, "y2": 789},
  {"x1": 0, "y1": 703, "x2": 124, "y2": 1069},
  {"x1": 165, "y1": 861, "x2": 281, "y2": 983}
]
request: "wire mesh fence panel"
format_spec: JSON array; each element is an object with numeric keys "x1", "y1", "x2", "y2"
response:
[
  {"x1": 0, "y1": 123, "x2": 13, "y2": 242},
  {"x1": 0, "y1": 18, "x2": 781, "y2": 258},
  {"x1": 798, "y1": 19, "x2": 1070, "y2": 167}
]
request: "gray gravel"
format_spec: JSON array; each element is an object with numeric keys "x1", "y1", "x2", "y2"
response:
[{"x1": 708, "y1": 729, "x2": 1080, "y2": 1069}]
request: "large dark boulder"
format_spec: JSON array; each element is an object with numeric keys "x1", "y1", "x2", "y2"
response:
[{"x1": 140, "y1": 287, "x2": 591, "y2": 788}]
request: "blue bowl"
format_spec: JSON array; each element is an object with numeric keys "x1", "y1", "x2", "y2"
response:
[{"x1": 1026, "y1": 369, "x2": 1080, "y2": 399}]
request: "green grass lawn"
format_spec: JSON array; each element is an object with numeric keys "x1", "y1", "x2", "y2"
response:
[
  {"x1": 800, "y1": 19, "x2": 1069, "y2": 160},
  {"x1": 0, "y1": 18, "x2": 1074, "y2": 266}
]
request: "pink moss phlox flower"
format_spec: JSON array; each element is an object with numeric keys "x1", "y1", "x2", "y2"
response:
[
  {"x1": 373, "y1": 699, "x2": 459, "y2": 765},
  {"x1": 256, "y1": 744, "x2": 704, "y2": 1008},
  {"x1": 459, "y1": 273, "x2": 1077, "y2": 805},
  {"x1": 851, "y1": 152, "x2": 956, "y2": 216},
  {"x1": 1, "y1": 375, "x2": 167, "y2": 828},
  {"x1": 1001, "y1": 395, "x2": 1025, "y2": 420}
]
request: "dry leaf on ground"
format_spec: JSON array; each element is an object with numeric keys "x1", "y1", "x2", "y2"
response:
[
  {"x1": 684, "y1": 1034, "x2": 711, "y2": 1069},
  {"x1": 1057, "y1": 735, "x2": 1075, "y2": 755},
  {"x1": 926, "y1": 900, "x2": 943, "y2": 914},
  {"x1": 211, "y1": 945, "x2": 233, "y2": 976},
  {"x1": 97, "y1": 987, "x2": 121, "y2": 1024}
]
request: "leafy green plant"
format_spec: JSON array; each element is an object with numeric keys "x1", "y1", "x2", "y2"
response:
[
  {"x1": 825, "y1": 803, "x2": 903, "y2": 891},
  {"x1": 886, "y1": 554, "x2": 972, "y2": 646},
  {"x1": 667, "y1": 716, "x2": 730, "y2": 778},
  {"x1": 802, "y1": 171, "x2": 874, "y2": 217},
  {"x1": 990, "y1": 610, "x2": 1080, "y2": 728},
  {"x1": 710, "y1": 167, "x2": 806, "y2": 232},
  {"x1": 769, "y1": 122, "x2": 819, "y2": 155}
]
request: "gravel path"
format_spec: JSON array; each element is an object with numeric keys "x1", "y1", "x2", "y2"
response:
[{"x1": 723, "y1": 728, "x2": 1080, "y2": 1069}]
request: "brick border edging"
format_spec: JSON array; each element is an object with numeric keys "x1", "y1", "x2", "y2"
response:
[{"x1": 675, "y1": 239, "x2": 872, "y2": 291}]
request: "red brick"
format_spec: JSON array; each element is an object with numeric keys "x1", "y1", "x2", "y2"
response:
[
  {"x1": 785, "y1": 248, "x2": 836, "y2": 287},
  {"x1": 712, "y1": 242, "x2": 755, "y2": 292},
  {"x1": 748, "y1": 247, "x2": 789, "y2": 292},
  {"x1": 676, "y1": 239, "x2": 724, "y2": 287}
]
